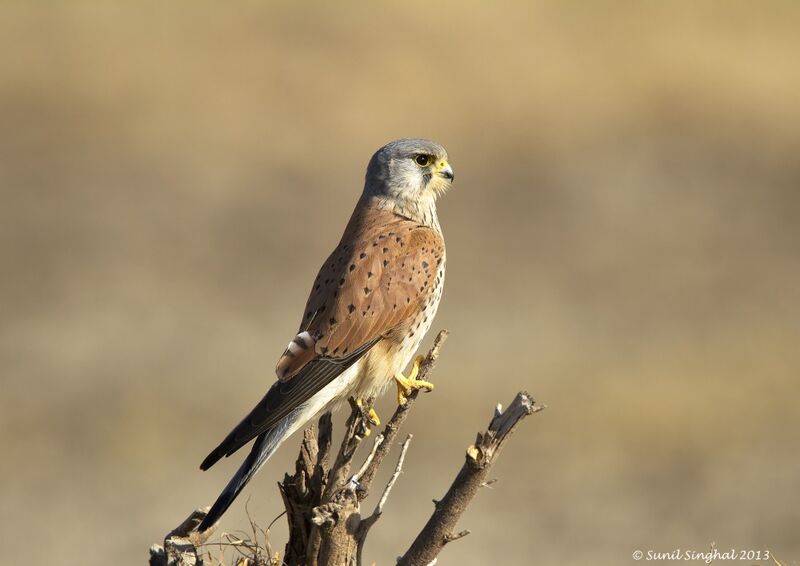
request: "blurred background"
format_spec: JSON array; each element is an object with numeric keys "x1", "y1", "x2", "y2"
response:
[{"x1": 1, "y1": 2, "x2": 798, "y2": 564}]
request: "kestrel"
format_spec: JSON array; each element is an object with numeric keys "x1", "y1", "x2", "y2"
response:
[{"x1": 198, "y1": 139, "x2": 453, "y2": 532}]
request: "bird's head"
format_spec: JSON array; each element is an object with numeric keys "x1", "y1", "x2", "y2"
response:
[{"x1": 364, "y1": 138, "x2": 454, "y2": 204}]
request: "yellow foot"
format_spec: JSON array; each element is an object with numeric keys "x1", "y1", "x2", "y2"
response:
[
  {"x1": 368, "y1": 407, "x2": 380, "y2": 426},
  {"x1": 394, "y1": 355, "x2": 434, "y2": 405},
  {"x1": 355, "y1": 399, "x2": 381, "y2": 426}
]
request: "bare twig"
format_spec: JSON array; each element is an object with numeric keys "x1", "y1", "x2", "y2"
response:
[
  {"x1": 353, "y1": 433, "x2": 385, "y2": 484},
  {"x1": 363, "y1": 435, "x2": 413, "y2": 527},
  {"x1": 397, "y1": 392, "x2": 545, "y2": 566},
  {"x1": 356, "y1": 330, "x2": 449, "y2": 499},
  {"x1": 355, "y1": 434, "x2": 413, "y2": 565},
  {"x1": 374, "y1": 434, "x2": 412, "y2": 516}
]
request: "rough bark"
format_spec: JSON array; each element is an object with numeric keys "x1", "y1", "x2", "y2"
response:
[{"x1": 279, "y1": 412, "x2": 332, "y2": 566}]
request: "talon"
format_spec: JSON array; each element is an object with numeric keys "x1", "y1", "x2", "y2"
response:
[
  {"x1": 355, "y1": 399, "x2": 381, "y2": 427},
  {"x1": 367, "y1": 407, "x2": 381, "y2": 427},
  {"x1": 394, "y1": 356, "x2": 434, "y2": 406}
]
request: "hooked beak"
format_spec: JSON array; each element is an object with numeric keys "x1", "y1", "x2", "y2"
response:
[{"x1": 435, "y1": 160, "x2": 454, "y2": 182}]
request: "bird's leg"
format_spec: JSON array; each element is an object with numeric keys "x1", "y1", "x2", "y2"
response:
[
  {"x1": 394, "y1": 355, "x2": 434, "y2": 405},
  {"x1": 355, "y1": 398, "x2": 381, "y2": 427}
]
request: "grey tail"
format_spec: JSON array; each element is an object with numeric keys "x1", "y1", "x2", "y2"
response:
[{"x1": 197, "y1": 415, "x2": 296, "y2": 532}]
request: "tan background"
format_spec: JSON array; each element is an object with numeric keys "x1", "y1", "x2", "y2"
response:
[{"x1": 1, "y1": 2, "x2": 798, "y2": 565}]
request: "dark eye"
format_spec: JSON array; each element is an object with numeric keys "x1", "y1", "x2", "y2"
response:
[{"x1": 414, "y1": 154, "x2": 432, "y2": 167}]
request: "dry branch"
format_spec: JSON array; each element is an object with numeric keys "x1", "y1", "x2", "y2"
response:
[
  {"x1": 355, "y1": 434, "x2": 413, "y2": 562},
  {"x1": 397, "y1": 391, "x2": 545, "y2": 566},
  {"x1": 152, "y1": 330, "x2": 544, "y2": 566}
]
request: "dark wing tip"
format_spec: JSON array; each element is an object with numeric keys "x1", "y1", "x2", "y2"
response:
[{"x1": 200, "y1": 447, "x2": 227, "y2": 471}]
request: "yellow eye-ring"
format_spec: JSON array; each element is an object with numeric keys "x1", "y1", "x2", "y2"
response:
[{"x1": 414, "y1": 154, "x2": 432, "y2": 167}]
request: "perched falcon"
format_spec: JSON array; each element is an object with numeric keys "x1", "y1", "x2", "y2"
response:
[{"x1": 197, "y1": 139, "x2": 453, "y2": 532}]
